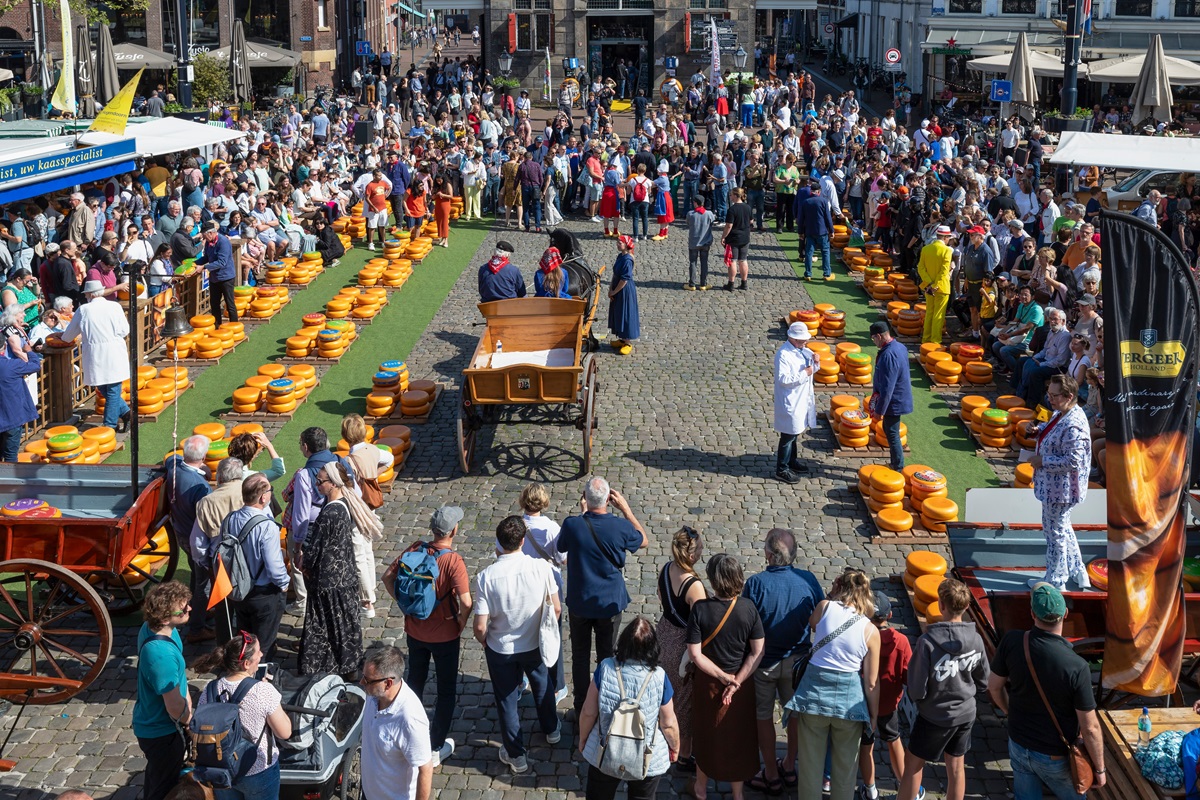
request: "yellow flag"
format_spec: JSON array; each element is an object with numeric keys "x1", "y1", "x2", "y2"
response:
[
  {"x1": 87, "y1": 68, "x2": 144, "y2": 136},
  {"x1": 49, "y1": 0, "x2": 74, "y2": 114}
]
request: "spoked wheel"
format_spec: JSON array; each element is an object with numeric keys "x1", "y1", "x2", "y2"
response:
[
  {"x1": 457, "y1": 397, "x2": 480, "y2": 475},
  {"x1": 96, "y1": 518, "x2": 180, "y2": 617},
  {"x1": 0, "y1": 559, "x2": 113, "y2": 704},
  {"x1": 337, "y1": 745, "x2": 362, "y2": 800},
  {"x1": 578, "y1": 354, "x2": 599, "y2": 472}
]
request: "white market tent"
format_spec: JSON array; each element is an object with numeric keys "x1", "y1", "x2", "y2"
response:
[
  {"x1": 1086, "y1": 53, "x2": 1200, "y2": 86},
  {"x1": 1048, "y1": 130, "x2": 1200, "y2": 170},
  {"x1": 967, "y1": 50, "x2": 1087, "y2": 78},
  {"x1": 78, "y1": 115, "x2": 246, "y2": 156}
]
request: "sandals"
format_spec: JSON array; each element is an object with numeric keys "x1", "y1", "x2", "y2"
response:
[
  {"x1": 747, "y1": 770, "x2": 784, "y2": 796},
  {"x1": 777, "y1": 758, "x2": 798, "y2": 788},
  {"x1": 674, "y1": 755, "x2": 696, "y2": 774}
]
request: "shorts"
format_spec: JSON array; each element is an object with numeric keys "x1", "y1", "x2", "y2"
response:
[
  {"x1": 587, "y1": 183, "x2": 603, "y2": 203},
  {"x1": 752, "y1": 655, "x2": 796, "y2": 720},
  {"x1": 908, "y1": 715, "x2": 973, "y2": 761},
  {"x1": 728, "y1": 243, "x2": 749, "y2": 261},
  {"x1": 366, "y1": 209, "x2": 390, "y2": 228},
  {"x1": 965, "y1": 280, "x2": 983, "y2": 310},
  {"x1": 256, "y1": 229, "x2": 285, "y2": 246},
  {"x1": 861, "y1": 711, "x2": 901, "y2": 745}
]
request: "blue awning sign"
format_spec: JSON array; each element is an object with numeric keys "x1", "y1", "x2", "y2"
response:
[{"x1": 0, "y1": 139, "x2": 137, "y2": 190}]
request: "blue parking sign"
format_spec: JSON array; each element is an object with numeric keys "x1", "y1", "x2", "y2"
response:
[
  {"x1": 990, "y1": 79, "x2": 1012, "y2": 103},
  {"x1": 356, "y1": 40, "x2": 372, "y2": 56}
]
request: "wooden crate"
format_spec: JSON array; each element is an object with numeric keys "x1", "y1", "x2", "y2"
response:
[{"x1": 1095, "y1": 708, "x2": 1190, "y2": 800}]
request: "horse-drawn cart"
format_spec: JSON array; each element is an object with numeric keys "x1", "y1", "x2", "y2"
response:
[{"x1": 457, "y1": 298, "x2": 599, "y2": 474}]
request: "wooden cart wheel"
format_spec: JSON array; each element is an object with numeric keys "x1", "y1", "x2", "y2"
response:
[
  {"x1": 457, "y1": 398, "x2": 479, "y2": 475},
  {"x1": 0, "y1": 559, "x2": 113, "y2": 704},
  {"x1": 580, "y1": 355, "x2": 599, "y2": 472},
  {"x1": 101, "y1": 516, "x2": 180, "y2": 617}
]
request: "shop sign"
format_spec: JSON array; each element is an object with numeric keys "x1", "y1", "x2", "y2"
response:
[
  {"x1": 0, "y1": 140, "x2": 136, "y2": 188},
  {"x1": 932, "y1": 46, "x2": 972, "y2": 55}
]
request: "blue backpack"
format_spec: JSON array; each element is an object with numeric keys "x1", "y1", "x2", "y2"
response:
[
  {"x1": 392, "y1": 544, "x2": 452, "y2": 620},
  {"x1": 190, "y1": 678, "x2": 270, "y2": 788}
]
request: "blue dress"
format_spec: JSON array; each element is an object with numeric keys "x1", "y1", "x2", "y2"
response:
[
  {"x1": 534, "y1": 269, "x2": 571, "y2": 298},
  {"x1": 607, "y1": 253, "x2": 640, "y2": 340}
]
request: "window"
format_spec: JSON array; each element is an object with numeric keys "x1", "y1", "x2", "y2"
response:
[
  {"x1": 1114, "y1": 0, "x2": 1151, "y2": 13},
  {"x1": 585, "y1": 0, "x2": 652, "y2": 7},
  {"x1": 1176, "y1": 0, "x2": 1200, "y2": 15},
  {"x1": 516, "y1": 13, "x2": 552, "y2": 50},
  {"x1": 1002, "y1": 0, "x2": 1036, "y2": 12},
  {"x1": 948, "y1": 0, "x2": 982, "y2": 11},
  {"x1": 98, "y1": 3, "x2": 147, "y2": 46},
  {"x1": 162, "y1": 0, "x2": 221, "y2": 56},
  {"x1": 691, "y1": 0, "x2": 727, "y2": 8},
  {"x1": 689, "y1": 13, "x2": 728, "y2": 50},
  {"x1": 317, "y1": 0, "x2": 327, "y2": 28},
  {"x1": 231, "y1": 0, "x2": 291, "y2": 44}
]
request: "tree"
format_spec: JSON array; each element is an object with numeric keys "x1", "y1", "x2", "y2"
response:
[
  {"x1": 0, "y1": 0, "x2": 152, "y2": 28},
  {"x1": 168, "y1": 53, "x2": 230, "y2": 107}
]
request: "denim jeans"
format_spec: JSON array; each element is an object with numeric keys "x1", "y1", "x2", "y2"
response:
[
  {"x1": 747, "y1": 188, "x2": 765, "y2": 229},
  {"x1": 99, "y1": 381, "x2": 129, "y2": 429},
  {"x1": 0, "y1": 424, "x2": 21, "y2": 462},
  {"x1": 1008, "y1": 739, "x2": 1085, "y2": 800},
  {"x1": 881, "y1": 414, "x2": 904, "y2": 470},
  {"x1": 484, "y1": 646, "x2": 558, "y2": 759},
  {"x1": 682, "y1": 180, "x2": 699, "y2": 215},
  {"x1": 740, "y1": 103, "x2": 755, "y2": 127},
  {"x1": 776, "y1": 432, "x2": 801, "y2": 473},
  {"x1": 631, "y1": 202, "x2": 650, "y2": 238},
  {"x1": 407, "y1": 636, "x2": 461, "y2": 749},
  {"x1": 804, "y1": 234, "x2": 832, "y2": 277},
  {"x1": 849, "y1": 195, "x2": 864, "y2": 223},
  {"x1": 569, "y1": 610, "x2": 620, "y2": 715},
  {"x1": 997, "y1": 343, "x2": 1029, "y2": 372},
  {"x1": 213, "y1": 760, "x2": 280, "y2": 800},
  {"x1": 485, "y1": 176, "x2": 501, "y2": 214},
  {"x1": 521, "y1": 185, "x2": 542, "y2": 229},
  {"x1": 688, "y1": 246, "x2": 710, "y2": 286},
  {"x1": 714, "y1": 184, "x2": 729, "y2": 222}
]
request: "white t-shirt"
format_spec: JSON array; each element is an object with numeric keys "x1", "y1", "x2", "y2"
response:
[
  {"x1": 474, "y1": 552, "x2": 556, "y2": 654},
  {"x1": 361, "y1": 683, "x2": 431, "y2": 800},
  {"x1": 521, "y1": 513, "x2": 565, "y2": 595}
]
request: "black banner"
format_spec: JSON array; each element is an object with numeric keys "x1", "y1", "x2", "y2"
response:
[{"x1": 1102, "y1": 210, "x2": 1199, "y2": 695}]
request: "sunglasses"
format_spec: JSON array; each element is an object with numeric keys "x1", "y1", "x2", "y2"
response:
[
  {"x1": 682, "y1": 526, "x2": 698, "y2": 540},
  {"x1": 170, "y1": 602, "x2": 192, "y2": 617},
  {"x1": 361, "y1": 674, "x2": 394, "y2": 687},
  {"x1": 238, "y1": 630, "x2": 254, "y2": 661}
]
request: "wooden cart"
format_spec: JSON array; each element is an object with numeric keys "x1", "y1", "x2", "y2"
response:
[
  {"x1": 0, "y1": 464, "x2": 177, "y2": 709},
  {"x1": 457, "y1": 298, "x2": 599, "y2": 474}
]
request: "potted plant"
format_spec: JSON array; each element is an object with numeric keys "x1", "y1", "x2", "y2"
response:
[
  {"x1": 1042, "y1": 108, "x2": 1092, "y2": 134},
  {"x1": 492, "y1": 76, "x2": 520, "y2": 98},
  {"x1": 20, "y1": 83, "x2": 42, "y2": 119}
]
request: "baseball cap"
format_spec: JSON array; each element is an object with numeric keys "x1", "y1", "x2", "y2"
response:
[
  {"x1": 868, "y1": 320, "x2": 892, "y2": 337},
  {"x1": 872, "y1": 591, "x2": 892, "y2": 620},
  {"x1": 1077, "y1": 293, "x2": 1097, "y2": 306},
  {"x1": 967, "y1": 225, "x2": 986, "y2": 236},
  {"x1": 786, "y1": 321, "x2": 812, "y2": 341},
  {"x1": 996, "y1": 272, "x2": 1012, "y2": 282},
  {"x1": 1031, "y1": 582, "x2": 1067, "y2": 621},
  {"x1": 431, "y1": 505, "x2": 464, "y2": 535}
]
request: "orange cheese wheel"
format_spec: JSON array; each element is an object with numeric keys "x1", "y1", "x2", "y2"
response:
[
  {"x1": 232, "y1": 423, "x2": 264, "y2": 437},
  {"x1": 934, "y1": 361, "x2": 963, "y2": 376},
  {"x1": 192, "y1": 422, "x2": 226, "y2": 441},
  {"x1": 910, "y1": 469, "x2": 948, "y2": 493},
  {"x1": 921, "y1": 497, "x2": 959, "y2": 522},
  {"x1": 366, "y1": 392, "x2": 396, "y2": 410},
  {"x1": 258, "y1": 364, "x2": 287, "y2": 379},
  {"x1": 266, "y1": 399, "x2": 298, "y2": 414},
  {"x1": 901, "y1": 464, "x2": 933, "y2": 488},
  {"x1": 857, "y1": 464, "x2": 887, "y2": 485},
  {"x1": 927, "y1": 351, "x2": 953, "y2": 367},
  {"x1": 83, "y1": 426, "x2": 116, "y2": 446},
  {"x1": 843, "y1": 365, "x2": 872, "y2": 377},
  {"x1": 830, "y1": 395, "x2": 860, "y2": 415},
  {"x1": 232, "y1": 387, "x2": 262, "y2": 406},
  {"x1": 839, "y1": 410, "x2": 871, "y2": 430},
  {"x1": 838, "y1": 433, "x2": 871, "y2": 448},
  {"x1": 867, "y1": 496, "x2": 903, "y2": 513},
  {"x1": 139, "y1": 400, "x2": 165, "y2": 414},
  {"x1": 817, "y1": 363, "x2": 840, "y2": 377},
  {"x1": 965, "y1": 360, "x2": 993, "y2": 375},
  {"x1": 846, "y1": 374, "x2": 873, "y2": 385},
  {"x1": 245, "y1": 375, "x2": 272, "y2": 391},
  {"x1": 146, "y1": 377, "x2": 177, "y2": 398},
  {"x1": 996, "y1": 395, "x2": 1025, "y2": 411},
  {"x1": 925, "y1": 601, "x2": 943, "y2": 623},
  {"x1": 910, "y1": 485, "x2": 949, "y2": 504},
  {"x1": 869, "y1": 468, "x2": 905, "y2": 493},
  {"x1": 877, "y1": 507, "x2": 914, "y2": 532},
  {"x1": 906, "y1": 551, "x2": 947, "y2": 577},
  {"x1": 1009, "y1": 407, "x2": 1037, "y2": 423},
  {"x1": 286, "y1": 336, "x2": 312, "y2": 351},
  {"x1": 139, "y1": 388, "x2": 164, "y2": 406},
  {"x1": 870, "y1": 487, "x2": 906, "y2": 505},
  {"x1": 914, "y1": 573, "x2": 945, "y2": 605},
  {"x1": 814, "y1": 374, "x2": 840, "y2": 384},
  {"x1": 288, "y1": 364, "x2": 317, "y2": 382},
  {"x1": 960, "y1": 396, "x2": 990, "y2": 420},
  {"x1": 903, "y1": 570, "x2": 918, "y2": 589},
  {"x1": 979, "y1": 433, "x2": 1012, "y2": 448},
  {"x1": 232, "y1": 402, "x2": 260, "y2": 414},
  {"x1": 1015, "y1": 462, "x2": 1036, "y2": 484},
  {"x1": 921, "y1": 515, "x2": 949, "y2": 534}
]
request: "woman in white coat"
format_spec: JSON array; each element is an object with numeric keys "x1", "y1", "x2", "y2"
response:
[
  {"x1": 60, "y1": 280, "x2": 131, "y2": 431},
  {"x1": 774, "y1": 321, "x2": 817, "y2": 484}
]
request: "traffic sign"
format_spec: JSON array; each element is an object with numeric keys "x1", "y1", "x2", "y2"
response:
[
  {"x1": 823, "y1": 23, "x2": 836, "y2": 34},
  {"x1": 884, "y1": 48, "x2": 902, "y2": 64},
  {"x1": 883, "y1": 62, "x2": 902, "y2": 72},
  {"x1": 990, "y1": 79, "x2": 1013, "y2": 103},
  {"x1": 355, "y1": 40, "x2": 372, "y2": 56}
]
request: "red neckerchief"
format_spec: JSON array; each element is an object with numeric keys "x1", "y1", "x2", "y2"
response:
[
  {"x1": 1036, "y1": 409, "x2": 1066, "y2": 448},
  {"x1": 487, "y1": 254, "x2": 509, "y2": 274}
]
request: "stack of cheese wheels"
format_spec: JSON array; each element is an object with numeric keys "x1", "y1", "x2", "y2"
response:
[
  {"x1": 314, "y1": 328, "x2": 343, "y2": 358},
  {"x1": 77, "y1": 437, "x2": 101, "y2": 464},
  {"x1": 909, "y1": 468, "x2": 949, "y2": 513},
  {"x1": 831, "y1": 223, "x2": 850, "y2": 248},
  {"x1": 955, "y1": 343, "x2": 985, "y2": 367},
  {"x1": 376, "y1": 424, "x2": 412, "y2": 477},
  {"x1": 232, "y1": 385, "x2": 263, "y2": 413},
  {"x1": 137, "y1": 364, "x2": 158, "y2": 385},
  {"x1": 409, "y1": 379, "x2": 437, "y2": 403},
  {"x1": 366, "y1": 388, "x2": 397, "y2": 417},
  {"x1": 325, "y1": 296, "x2": 353, "y2": 319},
  {"x1": 288, "y1": 364, "x2": 317, "y2": 393},
  {"x1": 204, "y1": 438, "x2": 229, "y2": 474},
  {"x1": 904, "y1": 551, "x2": 948, "y2": 600},
  {"x1": 407, "y1": 236, "x2": 433, "y2": 261},
  {"x1": 837, "y1": 409, "x2": 872, "y2": 448},
  {"x1": 870, "y1": 278, "x2": 896, "y2": 302},
  {"x1": 422, "y1": 220, "x2": 439, "y2": 237},
  {"x1": 380, "y1": 360, "x2": 410, "y2": 392},
  {"x1": 233, "y1": 286, "x2": 256, "y2": 316},
  {"x1": 347, "y1": 216, "x2": 368, "y2": 239},
  {"x1": 83, "y1": 426, "x2": 117, "y2": 455},
  {"x1": 929, "y1": 351, "x2": 963, "y2": 385},
  {"x1": 328, "y1": 319, "x2": 356, "y2": 349},
  {"x1": 820, "y1": 309, "x2": 846, "y2": 339},
  {"x1": 190, "y1": 314, "x2": 216, "y2": 336},
  {"x1": 978, "y1": 408, "x2": 1014, "y2": 448},
  {"x1": 814, "y1": 352, "x2": 840, "y2": 385},
  {"x1": 806, "y1": 341, "x2": 831, "y2": 363},
  {"x1": 871, "y1": 418, "x2": 907, "y2": 447},
  {"x1": 139, "y1": 384, "x2": 165, "y2": 414},
  {"x1": 165, "y1": 332, "x2": 197, "y2": 358},
  {"x1": 400, "y1": 388, "x2": 433, "y2": 417},
  {"x1": 117, "y1": 525, "x2": 171, "y2": 585},
  {"x1": 835, "y1": 342, "x2": 861, "y2": 369},
  {"x1": 829, "y1": 395, "x2": 861, "y2": 431},
  {"x1": 900, "y1": 464, "x2": 933, "y2": 498},
  {"x1": 843, "y1": 352, "x2": 873, "y2": 386},
  {"x1": 964, "y1": 359, "x2": 993, "y2": 384},
  {"x1": 212, "y1": 327, "x2": 237, "y2": 354},
  {"x1": 383, "y1": 240, "x2": 406, "y2": 260},
  {"x1": 383, "y1": 262, "x2": 412, "y2": 288},
  {"x1": 264, "y1": 263, "x2": 288, "y2": 285},
  {"x1": 791, "y1": 310, "x2": 822, "y2": 337},
  {"x1": 352, "y1": 290, "x2": 384, "y2": 319},
  {"x1": 145, "y1": 376, "x2": 178, "y2": 402},
  {"x1": 259, "y1": 363, "x2": 287, "y2": 381},
  {"x1": 862, "y1": 267, "x2": 886, "y2": 293},
  {"x1": 886, "y1": 301, "x2": 911, "y2": 326},
  {"x1": 194, "y1": 422, "x2": 227, "y2": 443},
  {"x1": 894, "y1": 277, "x2": 921, "y2": 303},
  {"x1": 959, "y1": 395, "x2": 990, "y2": 423},
  {"x1": 219, "y1": 322, "x2": 245, "y2": 345},
  {"x1": 47, "y1": 431, "x2": 83, "y2": 463},
  {"x1": 373, "y1": 370, "x2": 403, "y2": 395},
  {"x1": 919, "y1": 342, "x2": 944, "y2": 368},
  {"x1": 871, "y1": 252, "x2": 894, "y2": 270},
  {"x1": 266, "y1": 379, "x2": 297, "y2": 413},
  {"x1": 894, "y1": 308, "x2": 924, "y2": 338},
  {"x1": 870, "y1": 468, "x2": 915, "y2": 532},
  {"x1": 856, "y1": 464, "x2": 885, "y2": 498},
  {"x1": 1014, "y1": 461, "x2": 1035, "y2": 489},
  {"x1": 920, "y1": 496, "x2": 959, "y2": 533},
  {"x1": 285, "y1": 333, "x2": 313, "y2": 359},
  {"x1": 1014, "y1": 418, "x2": 1039, "y2": 449},
  {"x1": 160, "y1": 366, "x2": 189, "y2": 393},
  {"x1": 248, "y1": 287, "x2": 279, "y2": 318},
  {"x1": 843, "y1": 250, "x2": 870, "y2": 272}
]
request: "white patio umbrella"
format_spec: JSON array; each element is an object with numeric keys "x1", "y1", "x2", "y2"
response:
[
  {"x1": 968, "y1": 50, "x2": 1087, "y2": 78},
  {"x1": 1128, "y1": 34, "x2": 1174, "y2": 125},
  {"x1": 1087, "y1": 52, "x2": 1200, "y2": 86},
  {"x1": 1007, "y1": 31, "x2": 1039, "y2": 107}
]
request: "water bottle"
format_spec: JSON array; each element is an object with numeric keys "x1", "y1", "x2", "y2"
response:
[
  {"x1": 1137, "y1": 707, "x2": 1152, "y2": 749},
  {"x1": 495, "y1": 340, "x2": 503, "y2": 354}
]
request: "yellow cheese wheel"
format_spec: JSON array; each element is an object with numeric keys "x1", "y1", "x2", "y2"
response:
[
  {"x1": 138, "y1": 388, "x2": 164, "y2": 406},
  {"x1": 857, "y1": 464, "x2": 887, "y2": 485},
  {"x1": 814, "y1": 374, "x2": 840, "y2": 385},
  {"x1": 830, "y1": 395, "x2": 861, "y2": 415},
  {"x1": 901, "y1": 464, "x2": 932, "y2": 493},
  {"x1": 960, "y1": 396, "x2": 990, "y2": 420},
  {"x1": 318, "y1": 346, "x2": 345, "y2": 358},
  {"x1": 232, "y1": 402, "x2": 260, "y2": 414},
  {"x1": 232, "y1": 387, "x2": 262, "y2": 406},
  {"x1": 817, "y1": 363, "x2": 840, "y2": 377},
  {"x1": 139, "y1": 400, "x2": 164, "y2": 414},
  {"x1": 232, "y1": 424, "x2": 264, "y2": 437},
  {"x1": 838, "y1": 433, "x2": 871, "y2": 448},
  {"x1": 867, "y1": 496, "x2": 903, "y2": 513},
  {"x1": 914, "y1": 573, "x2": 945, "y2": 605},
  {"x1": 870, "y1": 487, "x2": 906, "y2": 505},
  {"x1": 245, "y1": 375, "x2": 272, "y2": 391},
  {"x1": 934, "y1": 361, "x2": 963, "y2": 376},
  {"x1": 877, "y1": 507, "x2": 914, "y2": 533},
  {"x1": 1015, "y1": 462, "x2": 1036, "y2": 484},
  {"x1": 903, "y1": 570, "x2": 918, "y2": 589},
  {"x1": 288, "y1": 364, "x2": 317, "y2": 382},
  {"x1": 869, "y1": 468, "x2": 905, "y2": 493},
  {"x1": 996, "y1": 395, "x2": 1025, "y2": 411},
  {"x1": 858, "y1": 481, "x2": 873, "y2": 498},
  {"x1": 258, "y1": 364, "x2": 287, "y2": 379},
  {"x1": 926, "y1": 351, "x2": 953, "y2": 366},
  {"x1": 921, "y1": 515, "x2": 949, "y2": 533},
  {"x1": 146, "y1": 377, "x2": 177, "y2": 398},
  {"x1": 846, "y1": 374, "x2": 873, "y2": 385},
  {"x1": 366, "y1": 392, "x2": 396, "y2": 410},
  {"x1": 83, "y1": 426, "x2": 116, "y2": 445},
  {"x1": 266, "y1": 399, "x2": 298, "y2": 413},
  {"x1": 906, "y1": 551, "x2": 947, "y2": 577},
  {"x1": 910, "y1": 470, "x2": 948, "y2": 493},
  {"x1": 979, "y1": 433, "x2": 1012, "y2": 448},
  {"x1": 911, "y1": 485, "x2": 949, "y2": 505},
  {"x1": 921, "y1": 496, "x2": 959, "y2": 522},
  {"x1": 925, "y1": 601, "x2": 943, "y2": 623}
]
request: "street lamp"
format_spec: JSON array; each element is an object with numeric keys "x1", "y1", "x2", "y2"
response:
[
  {"x1": 499, "y1": 48, "x2": 513, "y2": 77},
  {"x1": 734, "y1": 46, "x2": 748, "y2": 70}
]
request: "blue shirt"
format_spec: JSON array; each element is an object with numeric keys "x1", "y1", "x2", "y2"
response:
[
  {"x1": 133, "y1": 624, "x2": 187, "y2": 738},
  {"x1": 0, "y1": 353, "x2": 40, "y2": 431},
  {"x1": 873, "y1": 338, "x2": 914, "y2": 416},
  {"x1": 557, "y1": 511, "x2": 643, "y2": 617},
  {"x1": 534, "y1": 269, "x2": 571, "y2": 299},
  {"x1": 198, "y1": 233, "x2": 236, "y2": 282},
  {"x1": 742, "y1": 565, "x2": 825, "y2": 663},
  {"x1": 478, "y1": 262, "x2": 527, "y2": 303},
  {"x1": 797, "y1": 193, "x2": 834, "y2": 237},
  {"x1": 219, "y1": 506, "x2": 291, "y2": 590},
  {"x1": 163, "y1": 456, "x2": 210, "y2": 553}
]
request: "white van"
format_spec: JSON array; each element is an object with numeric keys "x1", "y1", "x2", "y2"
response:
[{"x1": 1104, "y1": 169, "x2": 1189, "y2": 211}]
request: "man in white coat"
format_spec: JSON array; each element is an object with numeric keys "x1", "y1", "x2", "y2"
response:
[
  {"x1": 774, "y1": 321, "x2": 817, "y2": 484},
  {"x1": 60, "y1": 280, "x2": 131, "y2": 432}
]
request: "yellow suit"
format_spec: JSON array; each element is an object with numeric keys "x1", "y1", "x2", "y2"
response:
[{"x1": 917, "y1": 239, "x2": 954, "y2": 344}]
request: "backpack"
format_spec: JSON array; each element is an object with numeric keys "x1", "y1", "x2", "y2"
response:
[
  {"x1": 632, "y1": 178, "x2": 648, "y2": 203},
  {"x1": 183, "y1": 168, "x2": 201, "y2": 193},
  {"x1": 24, "y1": 220, "x2": 41, "y2": 248},
  {"x1": 190, "y1": 678, "x2": 270, "y2": 788},
  {"x1": 596, "y1": 664, "x2": 658, "y2": 781},
  {"x1": 212, "y1": 514, "x2": 267, "y2": 603},
  {"x1": 392, "y1": 543, "x2": 452, "y2": 619}
]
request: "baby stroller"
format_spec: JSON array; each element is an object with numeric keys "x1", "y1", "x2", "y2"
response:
[
  {"x1": 260, "y1": 664, "x2": 366, "y2": 800},
  {"x1": 548, "y1": 229, "x2": 605, "y2": 351}
]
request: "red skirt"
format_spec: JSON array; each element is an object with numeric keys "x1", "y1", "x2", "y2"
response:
[
  {"x1": 600, "y1": 186, "x2": 620, "y2": 219},
  {"x1": 716, "y1": 96, "x2": 730, "y2": 116},
  {"x1": 656, "y1": 193, "x2": 675, "y2": 224}
]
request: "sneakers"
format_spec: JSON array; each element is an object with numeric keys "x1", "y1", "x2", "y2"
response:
[
  {"x1": 498, "y1": 746, "x2": 529, "y2": 774},
  {"x1": 776, "y1": 470, "x2": 802, "y2": 484},
  {"x1": 555, "y1": 686, "x2": 569, "y2": 705},
  {"x1": 431, "y1": 738, "x2": 455, "y2": 767},
  {"x1": 855, "y1": 785, "x2": 879, "y2": 800},
  {"x1": 360, "y1": 606, "x2": 376, "y2": 618},
  {"x1": 591, "y1": 215, "x2": 602, "y2": 223},
  {"x1": 1071, "y1": 569, "x2": 1092, "y2": 590},
  {"x1": 546, "y1": 725, "x2": 562, "y2": 744},
  {"x1": 329, "y1": 259, "x2": 340, "y2": 267},
  {"x1": 367, "y1": 243, "x2": 375, "y2": 251},
  {"x1": 286, "y1": 602, "x2": 307, "y2": 617},
  {"x1": 824, "y1": 274, "x2": 836, "y2": 281}
]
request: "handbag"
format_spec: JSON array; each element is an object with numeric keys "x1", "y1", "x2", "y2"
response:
[
  {"x1": 1024, "y1": 632, "x2": 1095, "y2": 794},
  {"x1": 679, "y1": 596, "x2": 738, "y2": 678},
  {"x1": 791, "y1": 610, "x2": 865, "y2": 689},
  {"x1": 539, "y1": 591, "x2": 560, "y2": 668}
]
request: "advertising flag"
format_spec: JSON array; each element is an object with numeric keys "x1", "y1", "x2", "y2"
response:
[
  {"x1": 208, "y1": 555, "x2": 232, "y2": 610},
  {"x1": 88, "y1": 68, "x2": 144, "y2": 136},
  {"x1": 1102, "y1": 210, "x2": 1200, "y2": 695},
  {"x1": 49, "y1": 0, "x2": 75, "y2": 115},
  {"x1": 543, "y1": 46, "x2": 551, "y2": 102},
  {"x1": 710, "y1": 18, "x2": 720, "y2": 84}
]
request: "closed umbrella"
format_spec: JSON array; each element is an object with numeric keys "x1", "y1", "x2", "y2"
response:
[
  {"x1": 95, "y1": 24, "x2": 121, "y2": 104},
  {"x1": 1007, "y1": 31, "x2": 1038, "y2": 107},
  {"x1": 231, "y1": 20, "x2": 253, "y2": 104},
  {"x1": 1129, "y1": 34, "x2": 1174, "y2": 126},
  {"x1": 74, "y1": 25, "x2": 96, "y2": 118}
]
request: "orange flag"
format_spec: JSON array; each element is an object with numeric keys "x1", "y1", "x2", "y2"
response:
[{"x1": 208, "y1": 555, "x2": 232, "y2": 610}]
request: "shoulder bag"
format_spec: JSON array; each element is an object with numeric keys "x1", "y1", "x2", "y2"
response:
[
  {"x1": 791, "y1": 608, "x2": 865, "y2": 689},
  {"x1": 679, "y1": 596, "x2": 738, "y2": 678},
  {"x1": 1024, "y1": 631, "x2": 1095, "y2": 794}
]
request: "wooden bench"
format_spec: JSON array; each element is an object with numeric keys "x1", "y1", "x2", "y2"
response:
[{"x1": 1094, "y1": 708, "x2": 1198, "y2": 800}]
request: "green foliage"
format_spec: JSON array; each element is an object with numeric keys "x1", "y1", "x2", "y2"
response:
[
  {"x1": 9, "y1": 0, "x2": 152, "y2": 27},
  {"x1": 162, "y1": 101, "x2": 184, "y2": 114},
  {"x1": 492, "y1": 76, "x2": 520, "y2": 90},
  {"x1": 0, "y1": 87, "x2": 21, "y2": 112},
  {"x1": 167, "y1": 52, "x2": 230, "y2": 107},
  {"x1": 20, "y1": 83, "x2": 43, "y2": 97}
]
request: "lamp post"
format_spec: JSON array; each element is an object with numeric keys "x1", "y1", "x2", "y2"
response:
[
  {"x1": 1056, "y1": 0, "x2": 1083, "y2": 195},
  {"x1": 499, "y1": 47, "x2": 513, "y2": 78},
  {"x1": 734, "y1": 46, "x2": 747, "y2": 70},
  {"x1": 175, "y1": 0, "x2": 193, "y2": 108}
]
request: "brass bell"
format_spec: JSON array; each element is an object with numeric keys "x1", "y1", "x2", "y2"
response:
[{"x1": 162, "y1": 304, "x2": 193, "y2": 339}]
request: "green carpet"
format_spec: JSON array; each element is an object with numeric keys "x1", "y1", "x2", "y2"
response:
[
  {"x1": 775, "y1": 232, "x2": 998, "y2": 508},
  {"x1": 108, "y1": 220, "x2": 490, "y2": 487}
]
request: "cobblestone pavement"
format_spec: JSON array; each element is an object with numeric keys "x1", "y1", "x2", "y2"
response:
[{"x1": 0, "y1": 220, "x2": 1016, "y2": 798}]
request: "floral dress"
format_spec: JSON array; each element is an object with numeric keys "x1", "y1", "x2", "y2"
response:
[{"x1": 299, "y1": 499, "x2": 364, "y2": 675}]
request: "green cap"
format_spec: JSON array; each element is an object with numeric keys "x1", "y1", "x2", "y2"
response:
[{"x1": 1031, "y1": 582, "x2": 1066, "y2": 621}]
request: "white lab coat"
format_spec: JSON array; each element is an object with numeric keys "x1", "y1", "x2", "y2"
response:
[
  {"x1": 60, "y1": 296, "x2": 130, "y2": 387},
  {"x1": 774, "y1": 343, "x2": 817, "y2": 435}
]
